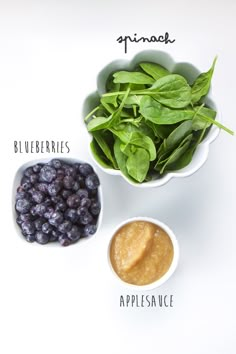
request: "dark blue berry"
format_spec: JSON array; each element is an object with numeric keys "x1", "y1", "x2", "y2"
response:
[
  {"x1": 33, "y1": 164, "x2": 42, "y2": 173},
  {"x1": 63, "y1": 176, "x2": 74, "y2": 190},
  {"x1": 58, "y1": 234, "x2": 72, "y2": 246},
  {"x1": 58, "y1": 220, "x2": 72, "y2": 234},
  {"x1": 16, "y1": 191, "x2": 29, "y2": 201},
  {"x1": 67, "y1": 225, "x2": 81, "y2": 241},
  {"x1": 29, "y1": 173, "x2": 39, "y2": 184},
  {"x1": 39, "y1": 165, "x2": 57, "y2": 183},
  {"x1": 30, "y1": 205, "x2": 38, "y2": 217},
  {"x1": 90, "y1": 200, "x2": 101, "y2": 216},
  {"x1": 21, "y1": 178, "x2": 32, "y2": 191},
  {"x1": 35, "y1": 203, "x2": 47, "y2": 217},
  {"x1": 83, "y1": 224, "x2": 97, "y2": 237},
  {"x1": 67, "y1": 194, "x2": 80, "y2": 208},
  {"x1": 35, "y1": 231, "x2": 49, "y2": 245},
  {"x1": 16, "y1": 215, "x2": 23, "y2": 226},
  {"x1": 64, "y1": 208, "x2": 79, "y2": 223},
  {"x1": 49, "y1": 211, "x2": 64, "y2": 227},
  {"x1": 21, "y1": 221, "x2": 35, "y2": 235},
  {"x1": 32, "y1": 191, "x2": 45, "y2": 204},
  {"x1": 61, "y1": 189, "x2": 73, "y2": 199},
  {"x1": 80, "y1": 197, "x2": 91, "y2": 208},
  {"x1": 24, "y1": 167, "x2": 34, "y2": 177},
  {"x1": 79, "y1": 211, "x2": 93, "y2": 225},
  {"x1": 42, "y1": 222, "x2": 53, "y2": 235},
  {"x1": 76, "y1": 189, "x2": 88, "y2": 200},
  {"x1": 55, "y1": 201, "x2": 67, "y2": 212},
  {"x1": 72, "y1": 181, "x2": 80, "y2": 191},
  {"x1": 34, "y1": 218, "x2": 46, "y2": 231},
  {"x1": 16, "y1": 198, "x2": 31, "y2": 214},
  {"x1": 50, "y1": 159, "x2": 62, "y2": 169},
  {"x1": 25, "y1": 234, "x2": 36, "y2": 243},
  {"x1": 50, "y1": 230, "x2": 62, "y2": 242},
  {"x1": 85, "y1": 174, "x2": 100, "y2": 190},
  {"x1": 48, "y1": 181, "x2": 62, "y2": 196},
  {"x1": 37, "y1": 183, "x2": 48, "y2": 194},
  {"x1": 64, "y1": 166, "x2": 76, "y2": 178},
  {"x1": 20, "y1": 213, "x2": 33, "y2": 222},
  {"x1": 44, "y1": 206, "x2": 54, "y2": 219},
  {"x1": 79, "y1": 163, "x2": 93, "y2": 177}
]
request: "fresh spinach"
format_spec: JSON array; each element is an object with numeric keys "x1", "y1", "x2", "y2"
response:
[{"x1": 84, "y1": 57, "x2": 233, "y2": 183}]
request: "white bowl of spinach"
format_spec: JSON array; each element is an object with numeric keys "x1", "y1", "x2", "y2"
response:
[{"x1": 83, "y1": 50, "x2": 233, "y2": 187}]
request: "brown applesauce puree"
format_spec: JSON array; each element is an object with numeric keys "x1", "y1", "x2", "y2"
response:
[{"x1": 110, "y1": 221, "x2": 174, "y2": 285}]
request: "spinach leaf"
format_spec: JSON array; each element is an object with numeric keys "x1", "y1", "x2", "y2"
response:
[
  {"x1": 126, "y1": 148, "x2": 150, "y2": 182},
  {"x1": 92, "y1": 131, "x2": 118, "y2": 168},
  {"x1": 114, "y1": 138, "x2": 135, "y2": 181},
  {"x1": 113, "y1": 71, "x2": 155, "y2": 85},
  {"x1": 90, "y1": 139, "x2": 114, "y2": 169},
  {"x1": 157, "y1": 120, "x2": 193, "y2": 160},
  {"x1": 140, "y1": 96, "x2": 194, "y2": 124},
  {"x1": 192, "y1": 106, "x2": 216, "y2": 131},
  {"x1": 120, "y1": 131, "x2": 156, "y2": 161},
  {"x1": 191, "y1": 57, "x2": 217, "y2": 104},
  {"x1": 139, "y1": 62, "x2": 170, "y2": 80}
]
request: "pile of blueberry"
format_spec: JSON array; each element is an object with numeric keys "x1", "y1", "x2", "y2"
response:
[{"x1": 15, "y1": 159, "x2": 101, "y2": 246}]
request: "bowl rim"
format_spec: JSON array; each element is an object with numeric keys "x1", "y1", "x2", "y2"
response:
[
  {"x1": 83, "y1": 50, "x2": 220, "y2": 188},
  {"x1": 12, "y1": 157, "x2": 103, "y2": 247},
  {"x1": 107, "y1": 216, "x2": 179, "y2": 290}
]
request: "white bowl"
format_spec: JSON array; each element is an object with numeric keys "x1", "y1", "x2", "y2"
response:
[
  {"x1": 107, "y1": 216, "x2": 179, "y2": 290},
  {"x1": 83, "y1": 50, "x2": 220, "y2": 188},
  {"x1": 12, "y1": 157, "x2": 103, "y2": 246}
]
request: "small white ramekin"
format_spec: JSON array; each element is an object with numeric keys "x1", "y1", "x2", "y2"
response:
[
  {"x1": 12, "y1": 157, "x2": 103, "y2": 246},
  {"x1": 107, "y1": 216, "x2": 179, "y2": 290}
]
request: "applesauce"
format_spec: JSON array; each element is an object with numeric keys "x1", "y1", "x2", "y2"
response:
[{"x1": 110, "y1": 221, "x2": 174, "y2": 285}]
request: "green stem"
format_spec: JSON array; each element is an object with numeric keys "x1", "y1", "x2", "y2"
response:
[
  {"x1": 199, "y1": 113, "x2": 234, "y2": 135},
  {"x1": 84, "y1": 106, "x2": 100, "y2": 122}
]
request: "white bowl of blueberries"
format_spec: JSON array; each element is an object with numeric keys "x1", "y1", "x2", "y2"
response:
[{"x1": 13, "y1": 158, "x2": 103, "y2": 246}]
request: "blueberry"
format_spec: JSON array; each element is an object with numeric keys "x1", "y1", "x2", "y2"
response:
[
  {"x1": 24, "y1": 167, "x2": 34, "y2": 177},
  {"x1": 35, "y1": 231, "x2": 49, "y2": 245},
  {"x1": 72, "y1": 181, "x2": 80, "y2": 192},
  {"x1": 80, "y1": 197, "x2": 91, "y2": 208},
  {"x1": 44, "y1": 206, "x2": 54, "y2": 219},
  {"x1": 50, "y1": 230, "x2": 61, "y2": 242},
  {"x1": 55, "y1": 201, "x2": 67, "y2": 212},
  {"x1": 64, "y1": 166, "x2": 76, "y2": 178},
  {"x1": 32, "y1": 191, "x2": 45, "y2": 204},
  {"x1": 58, "y1": 234, "x2": 72, "y2": 247},
  {"x1": 21, "y1": 221, "x2": 35, "y2": 235},
  {"x1": 74, "y1": 163, "x2": 81, "y2": 172},
  {"x1": 48, "y1": 181, "x2": 62, "y2": 196},
  {"x1": 79, "y1": 211, "x2": 93, "y2": 225},
  {"x1": 83, "y1": 224, "x2": 97, "y2": 237},
  {"x1": 57, "y1": 168, "x2": 65, "y2": 178},
  {"x1": 76, "y1": 175, "x2": 85, "y2": 188},
  {"x1": 58, "y1": 220, "x2": 72, "y2": 234},
  {"x1": 76, "y1": 189, "x2": 88, "y2": 200},
  {"x1": 16, "y1": 215, "x2": 23, "y2": 226},
  {"x1": 37, "y1": 183, "x2": 48, "y2": 194},
  {"x1": 44, "y1": 198, "x2": 52, "y2": 206},
  {"x1": 29, "y1": 173, "x2": 39, "y2": 185},
  {"x1": 34, "y1": 218, "x2": 46, "y2": 231},
  {"x1": 39, "y1": 165, "x2": 57, "y2": 183},
  {"x1": 63, "y1": 176, "x2": 74, "y2": 190},
  {"x1": 85, "y1": 174, "x2": 100, "y2": 190},
  {"x1": 33, "y1": 164, "x2": 42, "y2": 173},
  {"x1": 20, "y1": 213, "x2": 33, "y2": 222},
  {"x1": 25, "y1": 234, "x2": 36, "y2": 243},
  {"x1": 50, "y1": 159, "x2": 62, "y2": 169},
  {"x1": 90, "y1": 200, "x2": 101, "y2": 216},
  {"x1": 16, "y1": 191, "x2": 29, "y2": 201},
  {"x1": 51, "y1": 195, "x2": 63, "y2": 205},
  {"x1": 35, "y1": 203, "x2": 47, "y2": 217},
  {"x1": 21, "y1": 178, "x2": 32, "y2": 191},
  {"x1": 48, "y1": 211, "x2": 64, "y2": 227},
  {"x1": 61, "y1": 189, "x2": 73, "y2": 199},
  {"x1": 67, "y1": 194, "x2": 80, "y2": 208},
  {"x1": 77, "y1": 206, "x2": 88, "y2": 217},
  {"x1": 67, "y1": 225, "x2": 81, "y2": 241},
  {"x1": 79, "y1": 163, "x2": 93, "y2": 177},
  {"x1": 64, "y1": 208, "x2": 79, "y2": 223},
  {"x1": 30, "y1": 205, "x2": 38, "y2": 217},
  {"x1": 16, "y1": 198, "x2": 31, "y2": 214},
  {"x1": 42, "y1": 222, "x2": 53, "y2": 235}
]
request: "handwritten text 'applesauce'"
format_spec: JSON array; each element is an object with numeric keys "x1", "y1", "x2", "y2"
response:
[
  {"x1": 120, "y1": 294, "x2": 174, "y2": 308},
  {"x1": 117, "y1": 33, "x2": 175, "y2": 54}
]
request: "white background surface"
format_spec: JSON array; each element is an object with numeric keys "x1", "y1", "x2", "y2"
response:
[{"x1": 0, "y1": 1, "x2": 236, "y2": 353}]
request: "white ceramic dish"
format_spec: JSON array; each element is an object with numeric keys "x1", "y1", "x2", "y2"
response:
[
  {"x1": 107, "y1": 216, "x2": 179, "y2": 290},
  {"x1": 83, "y1": 50, "x2": 220, "y2": 188},
  {"x1": 12, "y1": 157, "x2": 103, "y2": 246}
]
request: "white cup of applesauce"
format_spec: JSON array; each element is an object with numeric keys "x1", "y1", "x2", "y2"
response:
[{"x1": 108, "y1": 217, "x2": 179, "y2": 290}]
